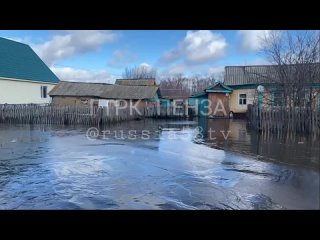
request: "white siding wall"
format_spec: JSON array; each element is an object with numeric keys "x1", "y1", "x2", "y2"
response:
[{"x1": 0, "y1": 78, "x2": 57, "y2": 104}]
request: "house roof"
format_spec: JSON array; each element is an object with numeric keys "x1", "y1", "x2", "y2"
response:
[
  {"x1": 0, "y1": 37, "x2": 60, "y2": 84},
  {"x1": 189, "y1": 91, "x2": 207, "y2": 98},
  {"x1": 159, "y1": 89, "x2": 190, "y2": 99},
  {"x1": 49, "y1": 82, "x2": 112, "y2": 97},
  {"x1": 224, "y1": 63, "x2": 320, "y2": 86},
  {"x1": 189, "y1": 82, "x2": 233, "y2": 98},
  {"x1": 206, "y1": 82, "x2": 233, "y2": 92},
  {"x1": 49, "y1": 81, "x2": 159, "y2": 100},
  {"x1": 161, "y1": 96, "x2": 189, "y2": 99},
  {"x1": 102, "y1": 85, "x2": 159, "y2": 100},
  {"x1": 115, "y1": 79, "x2": 157, "y2": 86}
]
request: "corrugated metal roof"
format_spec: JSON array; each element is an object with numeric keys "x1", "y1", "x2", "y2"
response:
[
  {"x1": 224, "y1": 63, "x2": 320, "y2": 85},
  {"x1": 224, "y1": 65, "x2": 278, "y2": 85},
  {"x1": 49, "y1": 81, "x2": 159, "y2": 100},
  {"x1": 115, "y1": 79, "x2": 156, "y2": 86},
  {"x1": 0, "y1": 37, "x2": 60, "y2": 83}
]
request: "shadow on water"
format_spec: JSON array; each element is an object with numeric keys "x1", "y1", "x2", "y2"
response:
[{"x1": 198, "y1": 117, "x2": 320, "y2": 170}]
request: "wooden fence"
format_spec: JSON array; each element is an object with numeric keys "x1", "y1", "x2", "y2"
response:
[
  {"x1": 247, "y1": 104, "x2": 320, "y2": 136},
  {"x1": 0, "y1": 104, "x2": 191, "y2": 126}
]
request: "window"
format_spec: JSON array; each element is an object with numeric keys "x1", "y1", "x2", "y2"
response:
[
  {"x1": 239, "y1": 94, "x2": 247, "y2": 105},
  {"x1": 41, "y1": 86, "x2": 48, "y2": 98}
]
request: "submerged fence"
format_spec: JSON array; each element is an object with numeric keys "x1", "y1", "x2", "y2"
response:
[
  {"x1": 0, "y1": 104, "x2": 192, "y2": 126},
  {"x1": 247, "y1": 105, "x2": 320, "y2": 136}
]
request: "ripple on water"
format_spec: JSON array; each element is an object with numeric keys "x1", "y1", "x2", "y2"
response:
[{"x1": 0, "y1": 120, "x2": 318, "y2": 209}]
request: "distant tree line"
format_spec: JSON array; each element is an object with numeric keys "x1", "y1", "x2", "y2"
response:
[
  {"x1": 158, "y1": 74, "x2": 218, "y2": 97},
  {"x1": 122, "y1": 65, "x2": 157, "y2": 79},
  {"x1": 121, "y1": 66, "x2": 221, "y2": 97}
]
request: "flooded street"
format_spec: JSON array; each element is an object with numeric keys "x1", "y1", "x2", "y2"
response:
[{"x1": 0, "y1": 119, "x2": 319, "y2": 209}]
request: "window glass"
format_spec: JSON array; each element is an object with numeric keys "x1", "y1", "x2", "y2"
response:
[
  {"x1": 41, "y1": 86, "x2": 48, "y2": 98},
  {"x1": 239, "y1": 94, "x2": 247, "y2": 105}
]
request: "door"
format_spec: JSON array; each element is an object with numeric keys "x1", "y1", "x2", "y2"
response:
[{"x1": 208, "y1": 93, "x2": 229, "y2": 118}]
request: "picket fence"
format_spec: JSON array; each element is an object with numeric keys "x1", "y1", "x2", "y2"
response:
[
  {"x1": 247, "y1": 105, "x2": 320, "y2": 136},
  {"x1": 0, "y1": 104, "x2": 192, "y2": 126}
]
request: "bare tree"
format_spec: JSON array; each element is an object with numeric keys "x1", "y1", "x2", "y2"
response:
[
  {"x1": 122, "y1": 65, "x2": 157, "y2": 79},
  {"x1": 190, "y1": 74, "x2": 217, "y2": 93},
  {"x1": 159, "y1": 74, "x2": 217, "y2": 98},
  {"x1": 159, "y1": 74, "x2": 190, "y2": 97},
  {"x1": 257, "y1": 30, "x2": 320, "y2": 108}
]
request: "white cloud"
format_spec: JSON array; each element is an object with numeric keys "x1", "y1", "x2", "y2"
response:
[
  {"x1": 184, "y1": 31, "x2": 227, "y2": 63},
  {"x1": 246, "y1": 57, "x2": 269, "y2": 65},
  {"x1": 160, "y1": 63, "x2": 223, "y2": 78},
  {"x1": 167, "y1": 64, "x2": 186, "y2": 75},
  {"x1": 139, "y1": 62, "x2": 151, "y2": 68},
  {"x1": 51, "y1": 66, "x2": 117, "y2": 83},
  {"x1": 208, "y1": 66, "x2": 224, "y2": 75},
  {"x1": 129, "y1": 62, "x2": 154, "y2": 72},
  {"x1": 108, "y1": 49, "x2": 137, "y2": 68},
  {"x1": 161, "y1": 49, "x2": 181, "y2": 62},
  {"x1": 33, "y1": 30, "x2": 119, "y2": 65},
  {"x1": 160, "y1": 30, "x2": 227, "y2": 65},
  {"x1": 207, "y1": 66, "x2": 225, "y2": 81},
  {"x1": 228, "y1": 57, "x2": 270, "y2": 66},
  {"x1": 237, "y1": 30, "x2": 272, "y2": 52},
  {"x1": 6, "y1": 36, "x2": 32, "y2": 44}
]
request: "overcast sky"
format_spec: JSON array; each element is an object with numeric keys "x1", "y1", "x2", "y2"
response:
[{"x1": 0, "y1": 30, "x2": 273, "y2": 83}]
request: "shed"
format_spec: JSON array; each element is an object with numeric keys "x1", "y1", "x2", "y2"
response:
[{"x1": 49, "y1": 81, "x2": 160, "y2": 107}]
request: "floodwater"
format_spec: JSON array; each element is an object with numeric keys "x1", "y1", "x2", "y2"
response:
[{"x1": 0, "y1": 119, "x2": 319, "y2": 209}]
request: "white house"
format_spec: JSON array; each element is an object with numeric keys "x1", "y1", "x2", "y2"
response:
[{"x1": 0, "y1": 37, "x2": 60, "y2": 104}]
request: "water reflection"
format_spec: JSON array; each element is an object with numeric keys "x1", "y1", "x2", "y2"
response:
[
  {"x1": 0, "y1": 120, "x2": 319, "y2": 209},
  {"x1": 198, "y1": 117, "x2": 320, "y2": 170}
]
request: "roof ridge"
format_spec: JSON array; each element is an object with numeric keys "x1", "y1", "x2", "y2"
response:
[
  {"x1": 225, "y1": 64, "x2": 273, "y2": 68},
  {"x1": 0, "y1": 36, "x2": 29, "y2": 46},
  {"x1": 61, "y1": 81, "x2": 112, "y2": 85},
  {"x1": 0, "y1": 36, "x2": 60, "y2": 83},
  {"x1": 50, "y1": 81, "x2": 159, "y2": 100},
  {"x1": 225, "y1": 62, "x2": 320, "y2": 68}
]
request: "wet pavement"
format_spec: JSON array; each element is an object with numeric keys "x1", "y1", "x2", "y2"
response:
[{"x1": 0, "y1": 119, "x2": 319, "y2": 209}]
